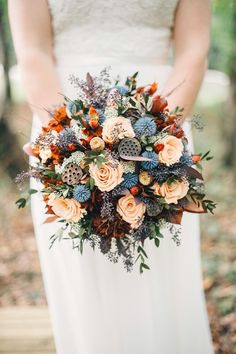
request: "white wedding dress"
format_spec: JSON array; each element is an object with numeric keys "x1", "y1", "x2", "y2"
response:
[{"x1": 30, "y1": 0, "x2": 214, "y2": 353}]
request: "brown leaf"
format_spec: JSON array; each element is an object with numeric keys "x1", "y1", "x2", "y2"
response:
[
  {"x1": 86, "y1": 72, "x2": 94, "y2": 89},
  {"x1": 167, "y1": 208, "x2": 183, "y2": 224},
  {"x1": 183, "y1": 198, "x2": 206, "y2": 213},
  {"x1": 184, "y1": 166, "x2": 204, "y2": 180}
]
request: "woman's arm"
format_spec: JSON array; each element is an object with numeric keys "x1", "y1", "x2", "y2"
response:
[
  {"x1": 8, "y1": 0, "x2": 63, "y2": 125},
  {"x1": 161, "y1": 0, "x2": 211, "y2": 122}
]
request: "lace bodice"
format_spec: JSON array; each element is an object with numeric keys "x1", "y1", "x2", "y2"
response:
[{"x1": 47, "y1": 0, "x2": 179, "y2": 68}]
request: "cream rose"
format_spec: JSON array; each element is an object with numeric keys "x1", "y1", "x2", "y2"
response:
[
  {"x1": 152, "y1": 178, "x2": 189, "y2": 204},
  {"x1": 117, "y1": 194, "x2": 146, "y2": 229},
  {"x1": 158, "y1": 135, "x2": 184, "y2": 165},
  {"x1": 89, "y1": 161, "x2": 124, "y2": 192},
  {"x1": 102, "y1": 116, "x2": 135, "y2": 144},
  {"x1": 39, "y1": 148, "x2": 52, "y2": 163},
  {"x1": 90, "y1": 137, "x2": 105, "y2": 151},
  {"x1": 47, "y1": 194, "x2": 86, "y2": 222}
]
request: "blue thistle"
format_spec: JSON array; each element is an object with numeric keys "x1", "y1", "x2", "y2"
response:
[
  {"x1": 73, "y1": 185, "x2": 91, "y2": 203},
  {"x1": 96, "y1": 108, "x2": 106, "y2": 124},
  {"x1": 121, "y1": 173, "x2": 139, "y2": 189},
  {"x1": 141, "y1": 151, "x2": 159, "y2": 170},
  {"x1": 113, "y1": 85, "x2": 129, "y2": 95},
  {"x1": 133, "y1": 116, "x2": 157, "y2": 137},
  {"x1": 180, "y1": 153, "x2": 193, "y2": 166},
  {"x1": 58, "y1": 128, "x2": 78, "y2": 150}
]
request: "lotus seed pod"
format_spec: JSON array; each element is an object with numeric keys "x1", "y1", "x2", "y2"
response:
[
  {"x1": 118, "y1": 138, "x2": 141, "y2": 157},
  {"x1": 62, "y1": 163, "x2": 83, "y2": 185}
]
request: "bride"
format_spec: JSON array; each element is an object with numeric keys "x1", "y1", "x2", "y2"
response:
[{"x1": 9, "y1": 0, "x2": 214, "y2": 353}]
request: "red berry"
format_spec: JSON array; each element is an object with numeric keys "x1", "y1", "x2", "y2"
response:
[
  {"x1": 67, "y1": 143, "x2": 76, "y2": 151},
  {"x1": 154, "y1": 143, "x2": 164, "y2": 153},
  {"x1": 130, "y1": 186, "x2": 141, "y2": 196}
]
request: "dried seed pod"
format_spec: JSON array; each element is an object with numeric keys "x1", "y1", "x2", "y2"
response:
[
  {"x1": 118, "y1": 138, "x2": 141, "y2": 157},
  {"x1": 62, "y1": 163, "x2": 83, "y2": 185}
]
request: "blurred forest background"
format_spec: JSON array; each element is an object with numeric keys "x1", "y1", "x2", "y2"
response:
[{"x1": 0, "y1": 1, "x2": 236, "y2": 353}]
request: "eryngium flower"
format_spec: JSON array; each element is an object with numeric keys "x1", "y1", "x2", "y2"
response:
[
  {"x1": 73, "y1": 185, "x2": 91, "y2": 202},
  {"x1": 121, "y1": 173, "x2": 139, "y2": 189},
  {"x1": 141, "y1": 151, "x2": 159, "y2": 170},
  {"x1": 112, "y1": 85, "x2": 129, "y2": 95},
  {"x1": 133, "y1": 116, "x2": 157, "y2": 137},
  {"x1": 58, "y1": 128, "x2": 78, "y2": 150}
]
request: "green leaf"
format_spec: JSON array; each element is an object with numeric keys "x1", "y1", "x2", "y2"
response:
[
  {"x1": 139, "y1": 263, "x2": 144, "y2": 274},
  {"x1": 89, "y1": 177, "x2": 95, "y2": 190},
  {"x1": 154, "y1": 238, "x2": 160, "y2": 247},
  {"x1": 80, "y1": 238, "x2": 84, "y2": 255},
  {"x1": 141, "y1": 263, "x2": 150, "y2": 270},
  {"x1": 15, "y1": 198, "x2": 27, "y2": 208},
  {"x1": 29, "y1": 189, "x2": 38, "y2": 195},
  {"x1": 137, "y1": 245, "x2": 148, "y2": 258},
  {"x1": 62, "y1": 189, "x2": 70, "y2": 198},
  {"x1": 42, "y1": 169, "x2": 59, "y2": 179},
  {"x1": 139, "y1": 262, "x2": 150, "y2": 273}
]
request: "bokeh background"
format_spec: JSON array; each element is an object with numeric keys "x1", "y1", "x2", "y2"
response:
[{"x1": 0, "y1": 1, "x2": 235, "y2": 353}]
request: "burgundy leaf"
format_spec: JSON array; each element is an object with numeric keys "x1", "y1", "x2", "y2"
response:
[{"x1": 184, "y1": 166, "x2": 204, "y2": 180}]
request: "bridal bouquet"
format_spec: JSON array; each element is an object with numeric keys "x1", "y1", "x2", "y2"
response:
[{"x1": 16, "y1": 69, "x2": 216, "y2": 272}]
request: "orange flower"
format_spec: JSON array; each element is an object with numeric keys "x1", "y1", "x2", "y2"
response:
[
  {"x1": 117, "y1": 194, "x2": 146, "y2": 229},
  {"x1": 192, "y1": 154, "x2": 202, "y2": 163},
  {"x1": 151, "y1": 95, "x2": 168, "y2": 113},
  {"x1": 31, "y1": 145, "x2": 40, "y2": 157},
  {"x1": 144, "y1": 82, "x2": 158, "y2": 95},
  {"x1": 53, "y1": 106, "x2": 68, "y2": 122},
  {"x1": 88, "y1": 106, "x2": 99, "y2": 129},
  {"x1": 47, "y1": 194, "x2": 87, "y2": 222},
  {"x1": 152, "y1": 178, "x2": 189, "y2": 204},
  {"x1": 43, "y1": 119, "x2": 64, "y2": 133}
]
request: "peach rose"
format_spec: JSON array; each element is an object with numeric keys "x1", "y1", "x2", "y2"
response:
[
  {"x1": 89, "y1": 161, "x2": 124, "y2": 192},
  {"x1": 47, "y1": 194, "x2": 86, "y2": 222},
  {"x1": 158, "y1": 135, "x2": 184, "y2": 165},
  {"x1": 117, "y1": 194, "x2": 146, "y2": 229},
  {"x1": 102, "y1": 116, "x2": 135, "y2": 144},
  {"x1": 152, "y1": 178, "x2": 189, "y2": 204}
]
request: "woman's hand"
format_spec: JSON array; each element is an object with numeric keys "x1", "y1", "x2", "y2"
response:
[
  {"x1": 161, "y1": 0, "x2": 211, "y2": 122},
  {"x1": 8, "y1": 0, "x2": 63, "y2": 124}
]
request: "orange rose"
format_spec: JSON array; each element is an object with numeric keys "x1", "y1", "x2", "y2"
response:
[
  {"x1": 158, "y1": 135, "x2": 184, "y2": 165},
  {"x1": 89, "y1": 161, "x2": 123, "y2": 192},
  {"x1": 117, "y1": 194, "x2": 146, "y2": 229},
  {"x1": 47, "y1": 194, "x2": 86, "y2": 222},
  {"x1": 152, "y1": 178, "x2": 189, "y2": 204}
]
